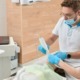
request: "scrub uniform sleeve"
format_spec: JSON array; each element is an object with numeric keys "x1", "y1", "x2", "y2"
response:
[{"x1": 52, "y1": 17, "x2": 64, "y2": 36}]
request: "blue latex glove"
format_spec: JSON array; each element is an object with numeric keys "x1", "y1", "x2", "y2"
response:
[
  {"x1": 38, "y1": 44, "x2": 49, "y2": 54},
  {"x1": 48, "y1": 54, "x2": 60, "y2": 64},
  {"x1": 54, "y1": 51, "x2": 67, "y2": 60}
]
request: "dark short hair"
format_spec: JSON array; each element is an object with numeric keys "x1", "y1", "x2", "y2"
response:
[{"x1": 61, "y1": 0, "x2": 80, "y2": 12}]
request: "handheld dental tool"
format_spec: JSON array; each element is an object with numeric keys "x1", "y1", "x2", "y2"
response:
[
  {"x1": 39, "y1": 37, "x2": 49, "y2": 55},
  {"x1": 39, "y1": 37, "x2": 61, "y2": 68}
]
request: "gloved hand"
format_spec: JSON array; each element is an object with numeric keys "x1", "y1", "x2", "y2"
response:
[
  {"x1": 54, "y1": 51, "x2": 67, "y2": 60},
  {"x1": 48, "y1": 54, "x2": 60, "y2": 64},
  {"x1": 38, "y1": 44, "x2": 49, "y2": 54}
]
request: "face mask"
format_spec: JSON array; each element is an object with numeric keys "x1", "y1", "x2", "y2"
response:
[{"x1": 64, "y1": 19, "x2": 75, "y2": 25}]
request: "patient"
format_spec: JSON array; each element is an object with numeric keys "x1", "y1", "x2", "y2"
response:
[
  {"x1": 13, "y1": 62, "x2": 64, "y2": 80},
  {"x1": 48, "y1": 53, "x2": 80, "y2": 80}
]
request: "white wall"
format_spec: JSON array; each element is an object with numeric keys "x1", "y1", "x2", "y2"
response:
[{"x1": 0, "y1": 0, "x2": 7, "y2": 36}]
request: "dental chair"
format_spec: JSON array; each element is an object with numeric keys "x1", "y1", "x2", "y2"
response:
[{"x1": 13, "y1": 55, "x2": 66, "y2": 80}]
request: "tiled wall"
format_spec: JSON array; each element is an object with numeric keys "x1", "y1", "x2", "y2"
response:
[{"x1": 6, "y1": 0, "x2": 62, "y2": 65}]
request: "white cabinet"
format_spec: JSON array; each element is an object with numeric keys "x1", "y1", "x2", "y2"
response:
[{"x1": 0, "y1": 37, "x2": 15, "y2": 80}]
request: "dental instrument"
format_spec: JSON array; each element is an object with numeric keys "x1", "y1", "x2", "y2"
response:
[
  {"x1": 39, "y1": 37, "x2": 49, "y2": 56},
  {"x1": 39, "y1": 37, "x2": 61, "y2": 68}
]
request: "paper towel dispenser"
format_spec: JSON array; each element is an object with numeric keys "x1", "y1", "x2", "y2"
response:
[
  {"x1": 20, "y1": 0, "x2": 50, "y2": 5},
  {"x1": 20, "y1": 0, "x2": 35, "y2": 5},
  {"x1": 11, "y1": 0, "x2": 50, "y2": 5}
]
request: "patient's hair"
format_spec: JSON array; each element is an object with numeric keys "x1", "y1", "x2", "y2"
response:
[{"x1": 61, "y1": 0, "x2": 80, "y2": 12}]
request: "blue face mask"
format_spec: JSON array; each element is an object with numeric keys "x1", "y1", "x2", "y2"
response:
[{"x1": 64, "y1": 19, "x2": 75, "y2": 25}]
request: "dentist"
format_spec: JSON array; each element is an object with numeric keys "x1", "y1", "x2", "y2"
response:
[{"x1": 38, "y1": 0, "x2": 80, "y2": 80}]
